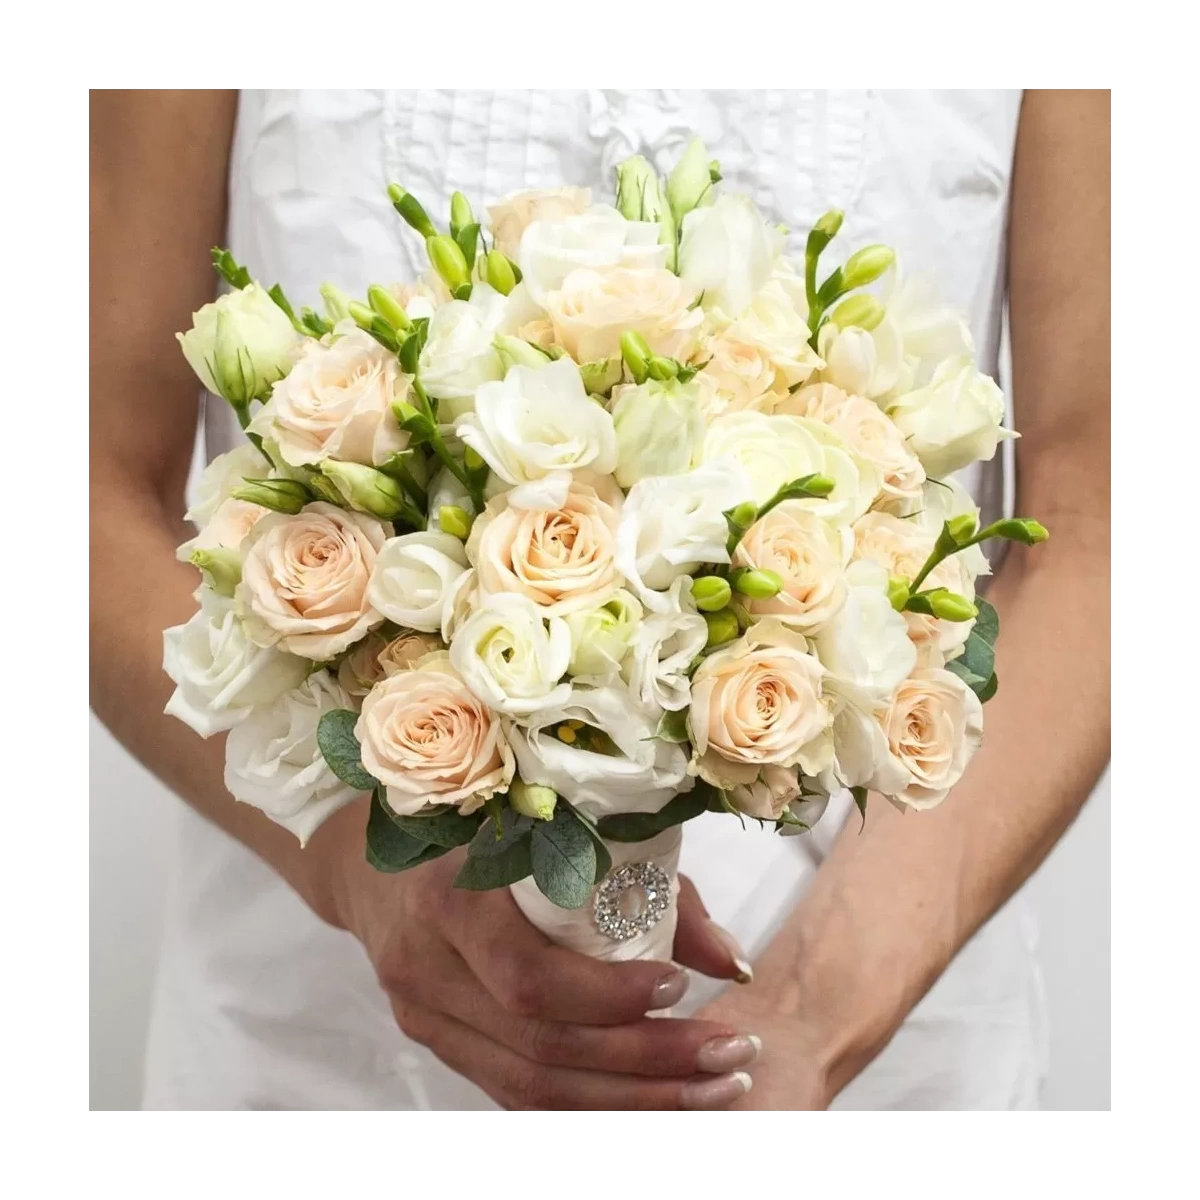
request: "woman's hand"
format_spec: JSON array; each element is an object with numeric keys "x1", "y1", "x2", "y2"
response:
[{"x1": 329, "y1": 810, "x2": 763, "y2": 1110}]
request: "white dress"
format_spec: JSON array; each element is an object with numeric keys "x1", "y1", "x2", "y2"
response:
[{"x1": 142, "y1": 89, "x2": 1048, "y2": 1110}]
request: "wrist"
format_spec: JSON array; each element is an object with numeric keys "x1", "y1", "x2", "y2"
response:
[{"x1": 303, "y1": 795, "x2": 374, "y2": 934}]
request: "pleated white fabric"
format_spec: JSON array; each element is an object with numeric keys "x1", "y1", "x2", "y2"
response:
[{"x1": 142, "y1": 89, "x2": 1047, "y2": 1110}]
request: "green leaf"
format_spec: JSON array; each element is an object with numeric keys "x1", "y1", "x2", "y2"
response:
[
  {"x1": 558, "y1": 800, "x2": 612, "y2": 883},
  {"x1": 453, "y1": 810, "x2": 533, "y2": 890},
  {"x1": 850, "y1": 785, "x2": 868, "y2": 830},
  {"x1": 316, "y1": 709, "x2": 377, "y2": 791},
  {"x1": 267, "y1": 283, "x2": 297, "y2": 322},
  {"x1": 389, "y1": 807, "x2": 482, "y2": 848},
  {"x1": 366, "y1": 790, "x2": 447, "y2": 873},
  {"x1": 978, "y1": 672, "x2": 999, "y2": 703},
  {"x1": 596, "y1": 784, "x2": 713, "y2": 843},
  {"x1": 531, "y1": 806, "x2": 597, "y2": 910},
  {"x1": 655, "y1": 708, "x2": 689, "y2": 743},
  {"x1": 211, "y1": 246, "x2": 251, "y2": 289},
  {"x1": 454, "y1": 222, "x2": 481, "y2": 271},
  {"x1": 945, "y1": 658, "x2": 988, "y2": 689},
  {"x1": 973, "y1": 597, "x2": 1000, "y2": 647}
]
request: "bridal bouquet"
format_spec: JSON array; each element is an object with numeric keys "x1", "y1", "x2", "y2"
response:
[{"x1": 164, "y1": 136, "x2": 1046, "y2": 963}]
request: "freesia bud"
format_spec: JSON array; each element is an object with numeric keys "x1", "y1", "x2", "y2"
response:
[
  {"x1": 667, "y1": 136, "x2": 716, "y2": 225},
  {"x1": 831, "y1": 293, "x2": 885, "y2": 331},
  {"x1": 733, "y1": 568, "x2": 784, "y2": 599},
  {"x1": 619, "y1": 330, "x2": 652, "y2": 383},
  {"x1": 704, "y1": 609, "x2": 740, "y2": 648},
  {"x1": 842, "y1": 244, "x2": 896, "y2": 291},
  {"x1": 348, "y1": 301, "x2": 376, "y2": 330},
  {"x1": 646, "y1": 355, "x2": 679, "y2": 381},
  {"x1": 887, "y1": 575, "x2": 910, "y2": 612},
  {"x1": 189, "y1": 547, "x2": 242, "y2": 597},
  {"x1": 926, "y1": 589, "x2": 979, "y2": 622},
  {"x1": 494, "y1": 334, "x2": 550, "y2": 371},
  {"x1": 708, "y1": 160, "x2": 722, "y2": 184},
  {"x1": 427, "y1": 235, "x2": 471, "y2": 292},
  {"x1": 367, "y1": 284, "x2": 411, "y2": 332},
  {"x1": 484, "y1": 249, "x2": 518, "y2": 296},
  {"x1": 438, "y1": 505, "x2": 473, "y2": 540},
  {"x1": 319, "y1": 283, "x2": 353, "y2": 324},
  {"x1": 691, "y1": 576, "x2": 732, "y2": 612},
  {"x1": 947, "y1": 513, "x2": 979, "y2": 543},
  {"x1": 231, "y1": 477, "x2": 309, "y2": 515},
  {"x1": 579, "y1": 357, "x2": 623, "y2": 394},
  {"x1": 508, "y1": 779, "x2": 558, "y2": 822},
  {"x1": 389, "y1": 185, "x2": 436, "y2": 238},
  {"x1": 727, "y1": 501, "x2": 758, "y2": 530},
  {"x1": 463, "y1": 446, "x2": 486, "y2": 474},
  {"x1": 318, "y1": 460, "x2": 407, "y2": 520},
  {"x1": 450, "y1": 191, "x2": 474, "y2": 235},
  {"x1": 991, "y1": 518, "x2": 1049, "y2": 545},
  {"x1": 814, "y1": 210, "x2": 844, "y2": 240}
]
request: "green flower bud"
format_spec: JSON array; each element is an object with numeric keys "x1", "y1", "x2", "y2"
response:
[
  {"x1": 842, "y1": 244, "x2": 896, "y2": 291},
  {"x1": 318, "y1": 460, "x2": 407, "y2": 520},
  {"x1": 427, "y1": 235, "x2": 471, "y2": 292},
  {"x1": 727, "y1": 501, "x2": 758, "y2": 530},
  {"x1": 733, "y1": 568, "x2": 784, "y2": 599},
  {"x1": 947, "y1": 513, "x2": 979, "y2": 543},
  {"x1": 508, "y1": 779, "x2": 557, "y2": 822},
  {"x1": 392, "y1": 399, "x2": 424, "y2": 427},
  {"x1": 667, "y1": 137, "x2": 716, "y2": 225},
  {"x1": 926, "y1": 589, "x2": 979, "y2": 622},
  {"x1": 708, "y1": 160, "x2": 722, "y2": 184},
  {"x1": 189, "y1": 547, "x2": 242, "y2": 597},
  {"x1": 619, "y1": 330, "x2": 652, "y2": 384},
  {"x1": 704, "y1": 608, "x2": 740, "y2": 648},
  {"x1": 438, "y1": 504, "x2": 473, "y2": 540},
  {"x1": 348, "y1": 300, "x2": 376, "y2": 330},
  {"x1": 990, "y1": 518, "x2": 1050, "y2": 545},
  {"x1": 494, "y1": 334, "x2": 550, "y2": 371},
  {"x1": 484, "y1": 249, "x2": 518, "y2": 296},
  {"x1": 814, "y1": 210, "x2": 845, "y2": 240},
  {"x1": 450, "y1": 191, "x2": 474, "y2": 235},
  {"x1": 579, "y1": 356, "x2": 623, "y2": 394},
  {"x1": 367, "y1": 284, "x2": 411, "y2": 332},
  {"x1": 230, "y1": 477, "x2": 309, "y2": 514},
  {"x1": 615, "y1": 154, "x2": 676, "y2": 261},
  {"x1": 319, "y1": 282, "x2": 353, "y2": 324},
  {"x1": 463, "y1": 446, "x2": 487, "y2": 473},
  {"x1": 388, "y1": 185, "x2": 436, "y2": 238},
  {"x1": 646, "y1": 355, "x2": 679, "y2": 381},
  {"x1": 830, "y1": 293, "x2": 885, "y2": 332},
  {"x1": 887, "y1": 575, "x2": 910, "y2": 612},
  {"x1": 691, "y1": 576, "x2": 733, "y2": 612}
]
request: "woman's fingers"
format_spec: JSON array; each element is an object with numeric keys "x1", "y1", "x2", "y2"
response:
[{"x1": 672, "y1": 873, "x2": 755, "y2": 983}]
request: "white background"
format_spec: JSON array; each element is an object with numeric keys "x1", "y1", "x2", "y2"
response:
[{"x1": 89, "y1": 713, "x2": 1110, "y2": 1110}]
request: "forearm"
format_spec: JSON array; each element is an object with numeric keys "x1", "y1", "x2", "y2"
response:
[{"x1": 749, "y1": 537, "x2": 1110, "y2": 1095}]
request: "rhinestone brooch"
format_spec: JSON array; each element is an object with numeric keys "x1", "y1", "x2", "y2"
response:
[{"x1": 593, "y1": 862, "x2": 672, "y2": 942}]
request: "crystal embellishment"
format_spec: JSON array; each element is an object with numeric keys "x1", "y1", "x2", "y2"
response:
[{"x1": 593, "y1": 862, "x2": 672, "y2": 942}]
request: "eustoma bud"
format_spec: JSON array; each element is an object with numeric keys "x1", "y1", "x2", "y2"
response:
[
  {"x1": 189, "y1": 547, "x2": 242, "y2": 597},
  {"x1": 494, "y1": 334, "x2": 550, "y2": 371},
  {"x1": 667, "y1": 136, "x2": 717, "y2": 226},
  {"x1": 438, "y1": 505, "x2": 473, "y2": 540},
  {"x1": 508, "y1": 780, "x2": 558, "y2": 822},
  {"x1": 231, "y1": 477, "x2": 309, "y2": 514},
  {"x1": 691, "y1": 576, "x2": 733, "y2": 612},
  {"x1": 732, "y1": 568, "x2": 784, "y2": 599},
  {"x1": 704, "y1": 609, "x2": 741, "y2": 648},
  {"x1": 318, "y1": 460, "x2": 407, "y2": 520},
  {"x1": 925, "y1": 589, "x2": 979, "y2": 622},
  {"x1": 615, "y1": 154, "x2": 676, "y2": 263},
  {"x1": 841, "y1": 244, "x2": 896, "y2": 291}
]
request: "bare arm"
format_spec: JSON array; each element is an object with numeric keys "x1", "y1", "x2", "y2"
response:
[{"x1": 702, "y1": 89, "x2": 1112, "y2": 1107}]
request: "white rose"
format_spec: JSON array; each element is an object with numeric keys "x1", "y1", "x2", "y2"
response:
[
  {"x1": 823, "y1": 677, "x2": 911, "y2": 796},
  {"x1": 417, "y1": 284, "x2": 508, "y2": 419},
  {"x1": 455, "y1": 358, "x2": 617, "y2": 510},
  {"x1": 610, "y1": 379, "x2": 705, "y2": 488},
  {"x1": 163, "y1": 592, "x2": 310, "y2": 738},
  {"x1": 185, "y1": 444, "x2": 270, "y2": 526},
  {"x1": 725, "y1": 280, "x2": 822, "y2": 388},
  {"x1": 615, "y1": 458, "x2": 751, "y2": 612},
  {"x1": 702, "y1": 410, "x2": 880, "y2": 523},
  {"x1": 519, "y1": 205, "x2": 668, "y2": 309},
  {"x1": 488, "y1": 186, "x2": 592, "y2": 259},
  {"x1": 367, "y1": 530, "x2": 470, "y2": 633},
  {"x1": 886, "y1": 357, "x2": 1016, "y2": 477},
  {"x1": 448, "y1": 593, "x2": 571, "y2": 717},
  {"x1": 622, "y1": 576, "x2": 708, "y2": 712},
  {"x1": 564, "y1": 590, "x2": 642, "y2": 679},
  {"x1": 223, "y1": 671, "x2": 367, "y2": 846},
  {"x1": 814, "y1": 560, "x2": 917, "y2": 703},
  {"x1": 698, "y1": 333, "x2": 778, "y2": 409},
  {"x1": 504, "y1": 682, "x2": 691, "y2": 820},
  {"x1": 678, "y1": 194, "x2": 781, "y2": 318},
  {"x1": 177, "y1": 283, "x2": 302, "y2": 406}
]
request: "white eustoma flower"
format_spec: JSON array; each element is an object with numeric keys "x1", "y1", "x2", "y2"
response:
[
  {"x1": 163, "y1": 591, "x2": 310, "y2": 738},
  {"x1": 455, "y1": 358, "x2": 617, "y2": 511},
  {"x1": 418, "y1": 284, "x2": 509, "y2": 418},
  {"x1": 813, "y1": 560, "x2": 916, "y2": 703},
  {"x1": 518, "y1": 204, "x2": 668, "y2": 309},
  {"x1": 367, "y1": 530, "x2": 470, "y2": 633},
  {"x1": 449, "y1": 593, "x2": 571, "y2": 717},
  {"x1": 223, "y1": 671, "x2": 367, "y2": 846},
  {"x1": 503, "y1": 682, "x2": 692, "y2": 819},
  {"x1": 563, "y1": 590, "x2": 643, "y2": 679},
  {"x1": 886, "y1": 356, "x2": 1016, "y2": 478},
  {"x1": 678, "y1": 194, "x2": 781, "y2": 318},
  {"x1": 702, "y1": 410, "x2": 880, "y2": 524},
  {"x1": 616, "y1": 458, "x2": 752, "y2": 612},
  {"x1": 610, "y1": 379, "x2": 705, "y2": 488},
  {"x1": 185, "y1": 444, "x2": 270, "y2": 526},
  {"x1": 880, "y1": 267, "x2": 975, "y2": 385},
  {"x1": 622, "y1": 577, "x2": 708, "y2": 712},
  {"x1": 816, "y1": 319, "x2": 905, "y2": 400}
]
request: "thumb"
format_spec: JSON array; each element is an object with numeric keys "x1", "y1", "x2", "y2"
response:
[{"x1": 673, "y1": 873, "x2": 754, "y2": 984}]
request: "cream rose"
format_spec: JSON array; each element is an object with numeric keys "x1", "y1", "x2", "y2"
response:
[
  {"x1": 356, "y1": 654, "x2": 514, "y2": 816},
  {"x1": 730, "y1": 764, "x2": 804, "y2": 821},
  {"x1": 176, "y1": 497, "x2": 268, "y2": 565},
  {"x1": 699, "y1": 334, "x2": 778, "y2": 409},
  {"x1": 467, "y1": 480, "x2": 620, "y2": 618},
  {"x1": 455, "y1": 358, "x2": 617, "y2": 511},
  {"x1": 688, "y1": 618, "x2": 834, "y2": 789},
  {"x1": 488, "y1": 187, "x2": 592, "y2": 259},
  {"x1": 725, "y1": 280, "x2": 822, "y2": 388},
  {"x1": 544, "y1": 266, "x2": 701, "y2": 364},
  {"x1": 367, "y1": 530, "x2": 470, "y2": 633},
  {"x1": 733, "y1": 500, "x2": 852, "y2": 633},
  {"x1": 249, "y1": 329, "x2": 408, "y2": 468},
  {"x1": 378, "y1": 630, "x2": 443, "y2": 675},
  {"x1": 879, "y1": 668, "x2": 984, "y2": 809},
  {"x1": 163, "y1": 591, "x2": 310, "y2": 737},
  {"x1": 238, "y1": 502, "x2": 387, "y2": 660},
  {"x1": 223, "y1": 671, "x2": 367, "y2": 846},
  {"x1": 336, "y1": 631, "x2": 390, "y2": 697}
]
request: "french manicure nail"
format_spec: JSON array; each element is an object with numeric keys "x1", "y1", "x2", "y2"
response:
[
  {"x1": 695, "y1": 1033, "x2": 763, "y2": 1073},
  {"x1": 680, "y1": 1070, "x2": 753, "y2": 1110},
  {"x1": 708, "y1": 920, "x2": 754, "y2": 983},
  {"x1": 649, "y1": 969, "x2": 690, "y2": 1011}
]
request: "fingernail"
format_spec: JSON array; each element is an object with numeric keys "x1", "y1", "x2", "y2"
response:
[
  {"x1": 708, "y1": 920, "x2": 754, "y2": 983},
  {"x1": 649, "y1": 969, "x2": 690, "y2": 1011},
  {"x1": 695, "y1": 1033, "x2": 763, "y2": 1073},
  {"x1": 680, "y1": 1070, "x2": 753, "y2": 1110}
]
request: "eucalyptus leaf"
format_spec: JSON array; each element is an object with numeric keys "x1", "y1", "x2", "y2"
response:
[
  {"x1": 850, "y1": 785, "x2": 868, "y2": 830},
  {"x1": 655, "y1": 708, "x2": 690, "y2": 744},
  {"x1": 366, "y1": 790, "x2": 445, "y2": 873},
  {"x1": 531, "y1": 806, "x2": 597, "y2": 910},
  {"x1": 453, "y1": 810, "x2": 533, "y2": 890},
  {"x1": 973, "y1": 597, "x2": 1000, "y2": 646},
  {"x1": 390, "y1": 807, "x2": 482, "y2": 848},
  {"x1": 316, "y1": 709, "x2": 377, "y2": 791},
  {"x1": 978, "y1": 671, "x2": 999, "y2": 703},
  {"x1": 597, "y1": 785, "x2": 712, "y2": 843}
]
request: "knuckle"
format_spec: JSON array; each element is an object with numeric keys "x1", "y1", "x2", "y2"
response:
[
  {"x1": 499, "y1": 969, "x2": 543, "y2": 1019},
  {"x1": 503, "y1": 1064, "x2": 551, "y2": 1111},
  {"x1": 520, "y1": 1019, "x2": 579, "y2": 1067}
]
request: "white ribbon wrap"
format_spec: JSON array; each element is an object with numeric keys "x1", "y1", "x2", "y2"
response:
[{"x1": 509, "y1": 826, "x2": 683, "y2": 963}]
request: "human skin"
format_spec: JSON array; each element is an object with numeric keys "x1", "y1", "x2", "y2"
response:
[{"x1": 90, "y1": 89, "x2": 1109, "y2": 1111}]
